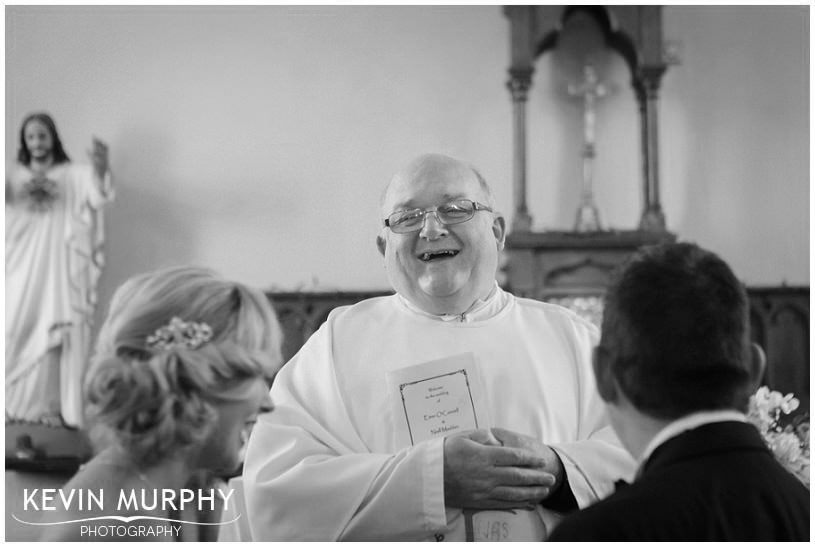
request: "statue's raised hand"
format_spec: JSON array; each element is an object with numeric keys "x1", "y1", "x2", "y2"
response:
[{"x1": 88, "y1": 137, "x2": 109, "y2": 179}]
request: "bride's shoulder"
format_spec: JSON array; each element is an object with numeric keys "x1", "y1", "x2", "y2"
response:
[
  {"x1": 70, "y1": 456, "x2": 135, "y2": 490},
  {"x1": 37, "y1": 459, "x2": 134, "y2": 541},
  {"x1": 36, "y1": 473, "x2": 110, "y2": 541}
]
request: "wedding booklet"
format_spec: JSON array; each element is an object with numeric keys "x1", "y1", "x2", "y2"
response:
[
  {"x1": 386, "y1": 352, "x2": 491, "y2": 447},
  {"x1": 386, "y1": 352, "x2": 551, "y2": 541}
]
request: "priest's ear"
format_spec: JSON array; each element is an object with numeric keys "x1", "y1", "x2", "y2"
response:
[
  {"x1": 492, "y1": 213, "x2": 506, "y2": 251},
  {"x1": 592, "y1": 345, "x2": 618, "y2": 404},
  {"x1": 376, "y1": 234, "x2": 386, "y2": 257}
]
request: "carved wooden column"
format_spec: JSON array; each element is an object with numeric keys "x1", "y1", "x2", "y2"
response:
[
  {"x1": 507, "y1": 69, "x2": 533, "y2": 232},
  {"x1": 504, "y1": 5, "x2": 561, "y2": 232},
  {"x1": 636, "y1": 67, "x2": 668, "y2": 231},
  {"x1": 630, "y1": 5, "x2": 669, "y2": 232}
]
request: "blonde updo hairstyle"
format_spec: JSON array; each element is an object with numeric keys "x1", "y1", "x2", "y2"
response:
[{"x1": 85, "y1": 266, "x2": 283, "y2": 467}]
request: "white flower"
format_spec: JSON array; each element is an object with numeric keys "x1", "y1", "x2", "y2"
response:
[
  {"x1": 767, "y1": 430, "x2": 802, "y2": 464},
  {"x1": 781, "y1": 394, "x2": 800, "y2": 414},
  {"x1": 747, "y1": 385, "x2": 809, "y2": 489}
]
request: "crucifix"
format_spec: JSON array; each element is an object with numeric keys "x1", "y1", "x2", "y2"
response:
[{"x1": 567, "y1": 64, "x2": 607, "y2": 232}]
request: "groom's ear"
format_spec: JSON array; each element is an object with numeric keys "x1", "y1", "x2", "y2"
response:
[{"x1": 746, "y1": 343, "x2": 767, "y2": 392}]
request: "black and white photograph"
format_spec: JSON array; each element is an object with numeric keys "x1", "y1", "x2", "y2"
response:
[{"x1": 5, "y1": 3, "x2": 810, "y2": 542}]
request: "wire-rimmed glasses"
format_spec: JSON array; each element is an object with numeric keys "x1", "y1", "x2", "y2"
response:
[{"x1": 384, "y1": 199, "x2": 493, "y2": 234}]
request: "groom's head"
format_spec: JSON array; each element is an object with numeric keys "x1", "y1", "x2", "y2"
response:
[{"x1": 593, "y1": 242, "x2": 764, "y2": 421}]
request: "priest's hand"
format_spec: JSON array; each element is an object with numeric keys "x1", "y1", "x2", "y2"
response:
[
  {"x1": 489, "y1": 427, "x2": 564, "y2": 499},
  {"x1": 443, "y1": 429, "x2": 557, "y2": 510}
]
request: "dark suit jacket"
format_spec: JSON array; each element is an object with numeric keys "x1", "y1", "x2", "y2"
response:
[{"x1": 549, "y1": 421, "x2": 809, "y2": 541}]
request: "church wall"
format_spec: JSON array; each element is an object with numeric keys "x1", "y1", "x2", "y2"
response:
[
  {"x1": 660, "y1": 5, "x2": 808, "y2": 289},
  {"x1": 5, "y1": 5, "x2": 808, "y2": 325}
]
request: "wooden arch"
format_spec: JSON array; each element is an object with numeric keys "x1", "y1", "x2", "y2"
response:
[{"x1": 503, "y1": 5, "x2": 670, "y2": 233}]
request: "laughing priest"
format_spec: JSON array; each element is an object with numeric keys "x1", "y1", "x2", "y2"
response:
[{"x1": 243, "y1": 153, "x2": 635, "y2": 541}]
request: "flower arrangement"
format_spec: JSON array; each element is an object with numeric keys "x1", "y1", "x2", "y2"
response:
[{"x1": 746, "y1": 386, "x2": 809, "y2": 488}]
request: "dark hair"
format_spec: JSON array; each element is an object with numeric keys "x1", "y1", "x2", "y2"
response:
[
  {"x1": 17, "y1": 112, "x2": 71, "y2": 166},
  {"x1": 601, "y1": 242, "x2": 753, "y2": 419}
]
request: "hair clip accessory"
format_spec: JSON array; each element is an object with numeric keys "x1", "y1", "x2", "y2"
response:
[{"x1": 146, "y1": 317, "x2": 213, "y2": 351}]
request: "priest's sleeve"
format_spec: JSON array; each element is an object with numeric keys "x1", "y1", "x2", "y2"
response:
[{"x1": 242, "y1": 321, "x2": 448, "y2": 541}]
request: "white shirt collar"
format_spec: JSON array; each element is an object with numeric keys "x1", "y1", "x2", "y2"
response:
[
  {"x1": 639, "y1": 409, "x2": 747, "y2": 467},
  {"x1": 397, "y1": 282, "x2": 508, "y2": 322}
]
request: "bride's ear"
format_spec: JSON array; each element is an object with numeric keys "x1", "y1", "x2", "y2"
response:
[{"x1": 376, "y1": 234, "x2": 386, "y2": 256}]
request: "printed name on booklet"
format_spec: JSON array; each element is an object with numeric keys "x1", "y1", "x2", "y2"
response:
[{"x1": 387, "y1": 352, "x2": 491, "y2": 446}]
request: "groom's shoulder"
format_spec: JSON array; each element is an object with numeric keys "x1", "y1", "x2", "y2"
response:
[{"x1": 549, "y1": 494, "x2": 634, "y2": 540}]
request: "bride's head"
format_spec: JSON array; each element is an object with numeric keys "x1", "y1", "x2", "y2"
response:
[{"x1": 85, "y1": 266, "x2": 284, "y2": 475}]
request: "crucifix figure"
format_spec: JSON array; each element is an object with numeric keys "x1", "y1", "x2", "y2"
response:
[{"x1": 567, "y1": 64, "x2": 607, "y2": 232}]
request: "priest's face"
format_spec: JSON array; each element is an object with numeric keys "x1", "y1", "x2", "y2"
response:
[
  {"x1": 377, "y1": 154, "x2": 505, "y2": 315},
  {"x1": 23, "y1": 119, "x2": 54, "y2": 163}
]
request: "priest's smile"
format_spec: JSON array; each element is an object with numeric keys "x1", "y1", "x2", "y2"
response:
[{"x1": 417, "y1": 249, "x2": 460, "y2": 262}]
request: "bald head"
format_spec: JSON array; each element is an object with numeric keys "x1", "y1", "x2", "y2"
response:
[
  {"x1": 380, "y1": 153, "x2": 495, "y2": 217},
  {"x1": 376, "y1": 153, "x2": 506, "y2": 315}
]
